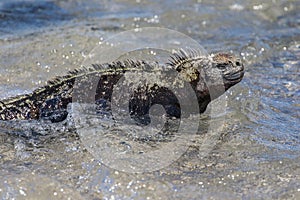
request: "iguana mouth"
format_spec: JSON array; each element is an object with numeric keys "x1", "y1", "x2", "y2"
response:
[{"x1": 224, "y1": 70, "x2": 244, "y2": 81}]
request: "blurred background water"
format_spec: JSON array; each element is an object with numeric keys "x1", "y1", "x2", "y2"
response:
[{"x1": 0, "y1": 0, "x2": 299, "y2": 199}]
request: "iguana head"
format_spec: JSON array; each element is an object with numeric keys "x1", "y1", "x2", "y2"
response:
[
  {"x1": 211, "y1": 53, "x2": 244, "y2": 91},
  {"x1": 171, "y1": 50, "x2": 244, "y2": 91},
  {"x1": 170, "y1": 50, "x2": 244, "y2": 113}
]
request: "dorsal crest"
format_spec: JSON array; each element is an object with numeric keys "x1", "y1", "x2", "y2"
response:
[{"x1": 167, "y1": 49, "x2": 208, "y2": 71}]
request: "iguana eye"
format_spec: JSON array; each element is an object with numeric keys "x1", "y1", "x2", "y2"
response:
[
  {"x1": 216, "y1": 64, "x2": 227, "y2": 70},
  {"x1": 236, "y1": 61, "x2": 241, "y2": 66}
]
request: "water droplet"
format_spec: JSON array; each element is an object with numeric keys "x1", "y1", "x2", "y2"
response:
[
  {"x1": 19, "y1": 189, "x2": 26, "y2": 196},
  {"x1": 229, "y1": 4, "x2": 244, "y2": 11},
  {"x1": 253, "y1": 4, "x2": 263, "y2": 10},
  {"x1": 150, "y1": 50, "x2": 156, "y2": 55},
  {"x1": 133, "y1": 17, "x2": 140, "y2": 22}
]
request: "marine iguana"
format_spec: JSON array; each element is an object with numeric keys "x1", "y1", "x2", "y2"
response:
[{"x1": 0, "y1": 50, "x2": 244, "y2": 123}]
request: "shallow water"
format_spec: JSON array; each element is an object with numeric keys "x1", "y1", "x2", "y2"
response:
[{"x1": 0, "y1": 0, "x2": 299, "y2": 199}]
